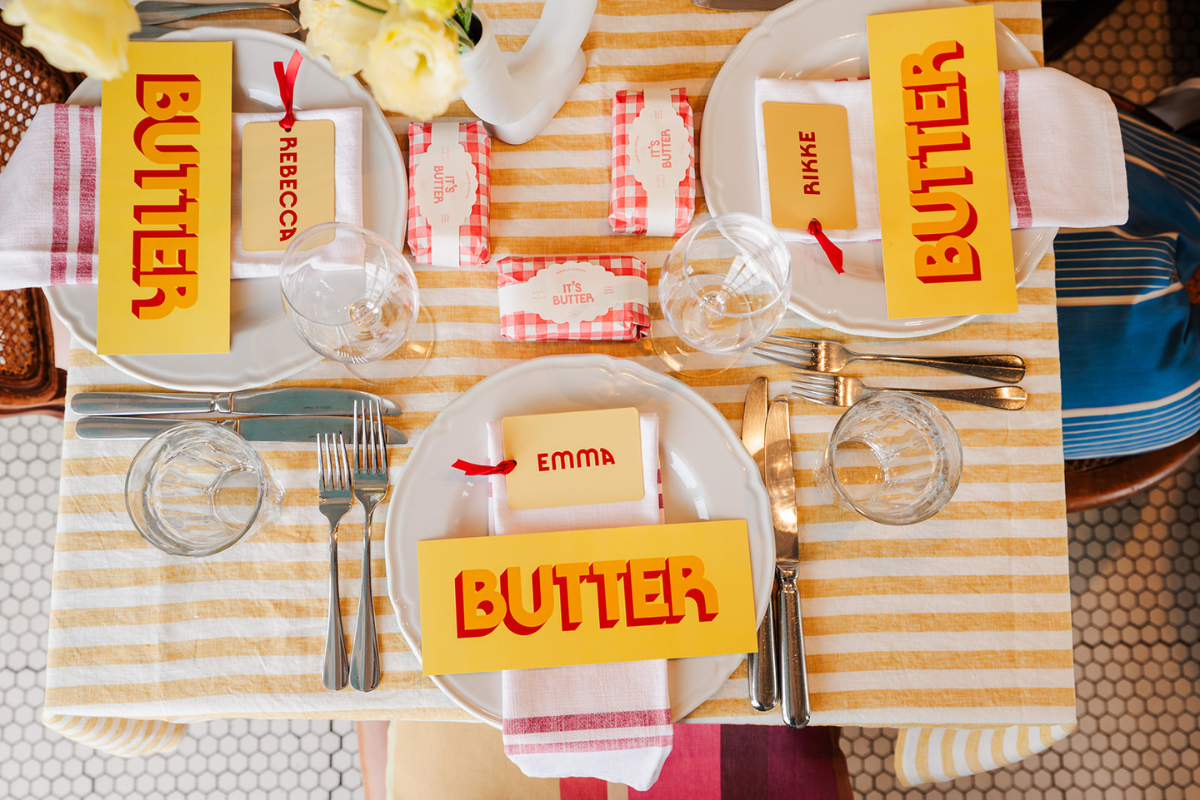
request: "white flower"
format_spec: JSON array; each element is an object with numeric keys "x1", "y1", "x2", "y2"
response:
[
  {"x1": 2, "y1": 0, "x2": 140, "y2": 80},
  {"x1": 361, "y1": 7, "x2": 466, "y2": 120},
  {"x1": 299, "y1": 0, "x2": 384, "y2": 79}
]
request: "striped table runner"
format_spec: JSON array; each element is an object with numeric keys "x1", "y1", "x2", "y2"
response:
[{"x1": 43, "y1": 0, "x2": 1074, "y2": 788}]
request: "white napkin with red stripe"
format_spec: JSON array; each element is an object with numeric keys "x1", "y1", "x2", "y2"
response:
[
  {"x1": 486, "y1": 414, "x2": 672, "y2": 791},
  {"x1": 0, "y1": 103, "x2": 362, "y2": 290},
  {"x1": 754, "y1": 67, "x2": 1128, "y2": 243}
]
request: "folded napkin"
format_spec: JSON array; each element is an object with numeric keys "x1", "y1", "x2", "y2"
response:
[
  {"x1": 754, "y1": 68, "x2": 1128, "y2": 243},
  {"x1": 0, "y1": 104, "x2": 362, "y2": 290},
  {"x1": 487, "y1": 414, "x2": 672, "y2": 791}
]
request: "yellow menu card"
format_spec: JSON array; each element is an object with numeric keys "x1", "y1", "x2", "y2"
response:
[
  {"x1": 97, "y1": 42, "x2": 233, "y2": 354},
  {"x1": 418, "y1": 520, "x2": 759, "y2": 675},
  {"x1": 866, "y1": 5, "x2": 1018, "y2": 319}
]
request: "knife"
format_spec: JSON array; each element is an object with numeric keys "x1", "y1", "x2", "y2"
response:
[
  {"x1": 71, "y1": 389, "x2": 400, "y2": 418},
  {"x1": 690, "y1": 0, "x2": 792, "y2": 9},
  {"x1": 741, "y1": 378, "x2": 778, "y2": 712},
  {"x1": 765, "y1": 396, "x2": 811, "y2": 728},
  {"x1": 75, "y1": 416, "x2": 406, "y2": 444}
]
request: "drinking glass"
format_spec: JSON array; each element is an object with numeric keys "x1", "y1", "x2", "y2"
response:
[
  {"x1": 125, "y1": 422, "x2": 284, "y2": 557},
  {"x1": 280, "y1": 222, "x2": 432, "y2": 384},
  {"x1": 815, "y1": 392, "x2": 963, "y2": 525},
  {"x1": 652, "y1": 213, "x2": 791, "y2": 376}
]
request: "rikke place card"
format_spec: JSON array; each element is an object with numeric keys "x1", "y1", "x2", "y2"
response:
[
  {"x1": 97, "y1": 41, "x2": 233, "y2": 355},
  {"x1": 867, "y1": 4, "x2": 1018, "y2": 320}
]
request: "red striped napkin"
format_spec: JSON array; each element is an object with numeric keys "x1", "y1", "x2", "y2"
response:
[{"x1": 486, "y1": 414, "x2": 673, "y2": 791}]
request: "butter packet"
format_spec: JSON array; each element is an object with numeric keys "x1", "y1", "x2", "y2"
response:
[
  {"x1": 407, "y1": 121, "x2": 491, "y2": 267},
  {"x1": 609, "y1": 87, "x2": 696, "y2": 237},
  {"x1": 497, "y1": 256, "x2": 650, "y2": 342}
]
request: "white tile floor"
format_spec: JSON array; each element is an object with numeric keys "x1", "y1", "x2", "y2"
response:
[{"x1": 0, "y1": 415, "x2": 363, "y2": 800}]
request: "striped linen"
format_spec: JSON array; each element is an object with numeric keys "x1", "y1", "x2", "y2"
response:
[
  {"x1": 42, "y1": 0, "x2": 1072, "y2": 788},
  {"x1": 1057, "y1": 113, "x2": 1200, "y2": 459}
]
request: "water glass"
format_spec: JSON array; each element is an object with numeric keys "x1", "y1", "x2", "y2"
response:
[
  {"x1": 652, "y1": 213, "x2": 791, "y2": 375},
  {"x1": 125, "y1": 422, "x2": 283, "y2": 557},
  {"x1": 815, "y1": 392, "x2": 962, "y2": 525}
]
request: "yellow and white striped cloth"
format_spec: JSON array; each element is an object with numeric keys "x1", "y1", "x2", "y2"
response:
[{"x1": 43, "y1": 0, "x2": 1074, "y2": 788}]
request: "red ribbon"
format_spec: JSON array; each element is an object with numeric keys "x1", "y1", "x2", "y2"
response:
[
  {"x1": 273, "y1": 50, "x2": 304, "y2": 131},
  {"x1": 452, "y1": 459, "x2": 517, "y2": 476},
  {"x1": 808, "y1": 218, "x2": 844, "y2": 274}
]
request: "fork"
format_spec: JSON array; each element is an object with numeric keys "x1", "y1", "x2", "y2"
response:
[
  {"x1": 350, "y1": 400, "x2": 388, "y2": 692},
  {"x1": 792, "y1": 371, "x2": 1028, "y2": 410},
  {"x1": 317, "y1": 433, "x2": 352, "y2": 692},
  {"x1": 136, "y1": 1, "x2": 301, "y2": 26},
  {"x1": 758, "y1": 335, "x2": 1026, "y2": 384}
]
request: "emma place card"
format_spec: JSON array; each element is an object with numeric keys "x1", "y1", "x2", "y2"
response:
[{"x1": 866, "y1": 4, "x2": 1018, "y2": 320}]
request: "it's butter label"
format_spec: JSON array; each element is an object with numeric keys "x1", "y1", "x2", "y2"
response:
[
  {"x1": 501, "y1": 407, "x2": 645, "y2": 511},
  {"x1": 762, "y1": 101, "x2": 857, "y2": 231},
  {"x1": 240, "y1": 119, "x2": 335, "y2": 252}
]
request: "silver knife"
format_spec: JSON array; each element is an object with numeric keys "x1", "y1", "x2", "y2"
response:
[
  {"x1": 75, "y1": 416, "x2": 406, "y2": 444},
  {"x1": 71, "y1": 389, "x2": 400, "y2": 418},
  {"x1": 765, "y1": 396, "x2": 811, "y2": 728},
  {"x1": 741, "y1": 378, "x2": 778, "y2": 712},
  {"x1": 690, "y1": 0, "x2": 792, "y2": 9}
]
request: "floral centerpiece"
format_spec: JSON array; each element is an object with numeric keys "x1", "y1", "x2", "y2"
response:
[
  {"x1": 1, "y1": 0, "x2": 140, "y2": 80},
  {"x1": 300, "y1": 0, "x2": 473, "y2": 119}
]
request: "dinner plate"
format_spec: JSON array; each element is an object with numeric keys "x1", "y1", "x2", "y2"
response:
[
  {"x1": 702, "y1": 0, "x2": 1056, "y2": 338},
  {"x1": 44, "y1": 28, "x2": 407, "y2": 391},
  {"x1": 384, "y1": 355, "x2": 775, "y2": 727}
]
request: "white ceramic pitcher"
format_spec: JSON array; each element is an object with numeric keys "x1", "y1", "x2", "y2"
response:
[{"x1": 458, "y1": 1, "x2": 598, "y2": 145}]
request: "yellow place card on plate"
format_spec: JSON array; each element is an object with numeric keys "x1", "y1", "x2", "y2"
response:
[
  {"x1": 241, "y1": 119, "x2": 336, "y2": 252},
  {"x1": 501, "y1": 408, "x2": 644, "y2": 511},
  {"x1": 866, "y1": 5, "x2": 1018, "y2": 319},
  {"x1": 97, "y1": 41, "x2": 233, "y2": 355},
  {"x1": 762, "y1": 102, "x2": 857, "y2": 230},
  {"x1": 417, "y1": 520, "x2": 759, "y2": 675}
]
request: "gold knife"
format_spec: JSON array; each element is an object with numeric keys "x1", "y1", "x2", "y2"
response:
[
  {"x1": 741, "y1": 377, "x2": 778, "y2": 711},
  {"x1": 765, "y1": 395, "x2": 811, "y2": 728}
]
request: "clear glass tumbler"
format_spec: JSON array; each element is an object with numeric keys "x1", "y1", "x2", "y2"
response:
[
  {"x1": 125, "y1": 422, "x2": 284, "y2": 557},
  {"x1": 815, "y1": 392, "x2": 963, "y2": 525},
  {"x1": 652, "y1": 213, "x2": 791, "y2": 376},
  {"x1": 280, "y1": 222, "x2": 431, "y2": 383}
]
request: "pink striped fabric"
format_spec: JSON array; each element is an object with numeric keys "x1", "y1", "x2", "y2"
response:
[
  {"x1": 1003, "y1": 69, "x2": 1033, "y2": 228},
  {"x1": 76, "y1": 105, "x2": 98, "y2": 283},
  {"x1": 50, "y1": 104, "x2": 72, "y2": 285}
]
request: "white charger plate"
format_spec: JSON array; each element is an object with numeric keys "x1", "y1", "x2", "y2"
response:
[
  {"x1": 44, "y1": 27, "x2": 406, "y2": 391},
  {"x1": 384, "y1": 355, "x2": 775, "y2": 727},
  {"x1": 702, "y1": 0, "x2": 1056, "y2": 338}
]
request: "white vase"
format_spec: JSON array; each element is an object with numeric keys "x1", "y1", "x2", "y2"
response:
[{"x1": 458, "y1": 2, "x2": 597, "y2": 145}]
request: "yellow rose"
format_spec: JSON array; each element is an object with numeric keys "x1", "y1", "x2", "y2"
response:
[
  {"x1": 2, "y1": 0, "x2": 140, "y2": 80},
  {"x1": 299, "y1": 0, "x2": 384, "y2": 79},
  {"x1": 404, "y1": 0, "x2": 459, "y2": 20},
  {"x1": 361, "y1": 8, "x2": 466, "y2": 120}
]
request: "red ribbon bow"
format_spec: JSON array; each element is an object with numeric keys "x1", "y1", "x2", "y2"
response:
[
  {"x1": 808, "y1": 218, "x2": 845, "y2": 275},
  {"x1": 452, "y1": 459, "x2": 517, "y2": 476},
  {"x1": 273, "y1": 50, "x2": 304, "y2": 131}
]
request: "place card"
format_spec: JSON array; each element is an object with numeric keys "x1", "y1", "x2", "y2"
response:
[
  {"x1": 97, "y1": 41, "x2": 232, "y2": 355},
  {"x1": 501, "y1": 407, "x2": 644, "y2": 511},
  {"x1": 417, "y1": 520, "x2": 758, "y2": 675},
  {"x1": 761, "y1": 102, "x2": 857, "y2": 231},
  {"x1": 240, "y1": 119, "x2": 335, "y2": 252},
  {"x1": 867, "y1": 4, "x2": 1018, "y2": 319}
]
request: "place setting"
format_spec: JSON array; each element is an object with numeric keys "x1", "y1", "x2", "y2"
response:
[{"x1": 0, "y1": 0, "x2": 1123, "y2": 791}]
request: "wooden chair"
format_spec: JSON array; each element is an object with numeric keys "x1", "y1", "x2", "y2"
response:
[{"x1": 0, "y1": 20, "x2": 75, "y2": 418}]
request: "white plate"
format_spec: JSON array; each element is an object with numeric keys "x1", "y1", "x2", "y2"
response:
[
  {"x1": 384, "y1": 355, "x2": 775, "y2": 727},
  {"x1": 702, "y1": 0, "x2": 1056, "y2": 338},
  {"x1": 44, "y1": 27, "x2": 406, "y2": 391}
]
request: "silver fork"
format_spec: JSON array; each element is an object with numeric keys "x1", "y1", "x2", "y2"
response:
[
  {"x1": 792, "y1": 371, "x2": 1028, "y2": 410},
  {"x1": 758, "y1": 335, "x2": 1026, "y2": 384},
  {"x1": 350, "y1": 400, "x2": 388, "y2": 692},
  {"x1": 317, "y1": 433, "x2": 352, "y2": 692},
  {"x1": 136, "y1": 1, "x2": 301, "y2": 26}
]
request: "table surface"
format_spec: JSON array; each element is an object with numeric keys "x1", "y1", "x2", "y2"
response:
[{"x1": 44, "y1": 0, "x2": 1074, "y2": 735}]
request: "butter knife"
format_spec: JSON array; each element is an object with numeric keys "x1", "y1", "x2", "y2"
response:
[
  {"x1": 690, "y1": 0, "x2": 792, "y2": 9},
  {"x1": 71, "y1": 388, "x2": 400, "y2": 418},
  {"x1": 741, "y1": 378, "x2": 778, "y2": 711},
  {"x1": 765, "y1": 396, "x2": 811, "y2": 728},
  {"x1": 75, "y1": 415, "x2": 406, "y2": 444}
]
